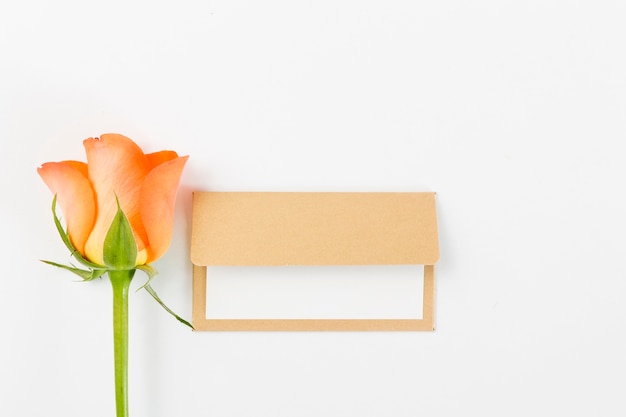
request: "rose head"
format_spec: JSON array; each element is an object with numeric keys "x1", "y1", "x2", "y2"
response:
[{"x1": 38, "y1": 134, "x2": 188, "y2": 267}]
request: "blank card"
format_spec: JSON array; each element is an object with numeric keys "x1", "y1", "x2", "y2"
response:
[{"x1": 191, "y1": 192, "x2": 439, "y2": 331}]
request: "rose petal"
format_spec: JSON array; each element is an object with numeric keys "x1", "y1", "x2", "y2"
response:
[
  {"x1": 82, "y1": 134, "x2": 150, "y2": 264},
  {"x1": 37, "y1": 161, "x2": 96, "y2": 256},
  {"x1": 140, "y1": 155, "x2": 189, "y2": 263},
  {"x1": 146, "y1": 150, "x2": 179, "y2": 169}
]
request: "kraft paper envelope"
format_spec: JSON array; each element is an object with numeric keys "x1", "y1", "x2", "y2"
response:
[{"x1": 191, "y1": 192, "x2": 439, "y2": 331}]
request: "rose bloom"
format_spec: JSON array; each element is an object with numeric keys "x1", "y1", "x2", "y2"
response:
[{"x1": 38, "y1": 134, "x2": 188, "y2": 266}]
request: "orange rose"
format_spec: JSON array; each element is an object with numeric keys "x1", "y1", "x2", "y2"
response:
[
  {"x1": 38, "y1": 133, "x2": 188, "y2": 267},
  {"x1": 39, "y1": 134, "x2": 191, "y2": 415}
]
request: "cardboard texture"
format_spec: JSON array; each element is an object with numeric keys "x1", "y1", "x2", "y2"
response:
[{"x1": 191, "y1": 192, "x2": 439, "y2": 331}]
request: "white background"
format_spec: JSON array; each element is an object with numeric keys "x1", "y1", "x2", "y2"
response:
[{"x1": 1, "y1": 1, "x2": 625, "y2": 416}]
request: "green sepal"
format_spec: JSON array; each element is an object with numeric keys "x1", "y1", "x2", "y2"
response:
[
  {"x1": 41, "y1": 260, "x2": 107, "y2": 281},
  {"x1": 51, "y1": 195, "x2": 106, "y2": 270},
  {"x1": 136, "y1": 264, "x2": 158, "y2": 291},
  {"x1": 143, "y1": 283, "x2": 194, "y2": 330},
  {"x1": 103, "y1": 197, "x2": 137, "y2": 271}
]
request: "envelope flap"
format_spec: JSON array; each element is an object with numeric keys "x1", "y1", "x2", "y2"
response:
[{"x1": 190, "y1": 192, "x2": 439, "y2": 266}]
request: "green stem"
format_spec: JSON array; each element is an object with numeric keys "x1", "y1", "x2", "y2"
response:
[{"x1": 110, "y1": 269, "x2": 135, "y2": 417}]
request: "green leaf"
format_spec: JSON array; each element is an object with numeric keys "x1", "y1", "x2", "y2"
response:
[
  {"x1": 51, "y1": 195, "x2": 74, "y2": 254},
  {"x1": 51, "y1": 195, "x2": 106, "y2": 270},
  {"x1": 136, "y1": 264, "x2": 158, "y2": 291},
  {"x1": 143, "y1": 284, "x2": 194, "y2": 330},
  {"x1": 103, "y1": 197, "x2": 137, "y2": 271},
  {"x1": 41, "y1": 260, "x2": 107, "y2": 281}
]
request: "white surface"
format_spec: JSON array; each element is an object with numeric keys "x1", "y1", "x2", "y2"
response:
[{"x1": 1, "y1": 1, "x2": 625, "y2": 416}]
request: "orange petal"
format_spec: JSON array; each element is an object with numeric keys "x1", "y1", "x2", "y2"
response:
[
  {"x1": 37, "y1": 161, "x2": 96, "y2": 256},
  {"x1": 146, "y1": 150, "x2": 179, "y2": 169},
  {"x1": 64, "y1": 160, "x2": 89, "y2": 177},
  {"x1": 82, "y1": 134, "x2": 150, "y2": 265},
  {"x1": 140, "y1": 155, "x2": 189, "y2": 263}
]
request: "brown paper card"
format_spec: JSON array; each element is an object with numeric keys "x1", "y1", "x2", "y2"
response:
[{"x1": 191, "y1": 192, "x2": 439, "y2": 331}]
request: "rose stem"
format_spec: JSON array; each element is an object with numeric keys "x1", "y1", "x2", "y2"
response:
[{"x1": 110, "y1": 269, "x2": 135, "y2": 417}]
